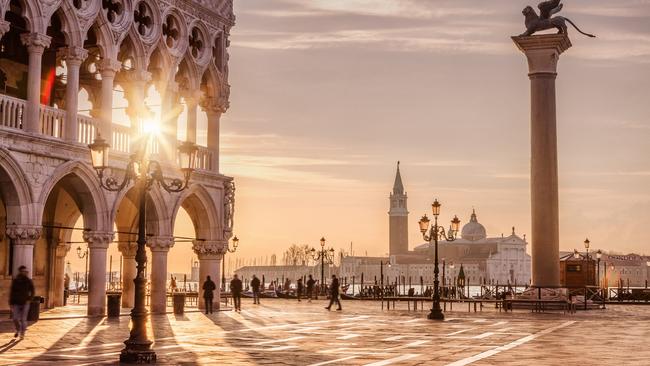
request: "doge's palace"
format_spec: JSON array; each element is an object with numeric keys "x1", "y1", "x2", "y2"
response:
[{"x1": 0, "y1": 0, "x2": 235, "y2": 316}]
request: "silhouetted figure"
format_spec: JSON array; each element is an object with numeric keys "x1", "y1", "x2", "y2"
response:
[
  {"x1": 230, "y1": 274, "x2": 243, "y2": 312},
  {"x1": 325, "y1": 275, "x2": 342, "y2": 311},
  {"x1": 10, "y1": 266, "x2": 34, "y2": 338},
  {"x1": 202, "y1": 276, "x2": 216, "y2": 314},
  {"x1": 297, "y1": 278, "x2": 304, "y2": 302},
  {"x1": 251, "y1": 275, "x2": 261, "y2": 305},
  {"x1": 63, "y1": 273, "x2": 70, "y2": 306},
  {"x1": 306, "y1": 275, "x2": 315, "y2": 302}
]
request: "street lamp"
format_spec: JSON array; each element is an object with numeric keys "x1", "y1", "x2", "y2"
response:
[
  {"x1": 418, "y1": 199, "x2": 460, "y2": 320},
  {"x1": 222, "y1": 236, "x2": 239, "y2": 290},
  {"x1": 76, "y1": 245, "x2": 88, "y2": 290},
  {"x1": 584, "y1": 238, "x2": 590, "y2": 259},
  {"x1": 308, "y1": 237, "x2": 335, "y2": 294},
  {"x1": 89, "y1": 132, "x2": 197, "y2": 363}
]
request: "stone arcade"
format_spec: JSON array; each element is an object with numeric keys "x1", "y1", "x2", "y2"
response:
[{"x1": 0, "y1": 0, "x2": 235, "y2": 316}]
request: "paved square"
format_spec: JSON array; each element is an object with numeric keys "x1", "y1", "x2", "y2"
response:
[{"x1": 1, "y1": 300, "x2": 649, "y2": 365}]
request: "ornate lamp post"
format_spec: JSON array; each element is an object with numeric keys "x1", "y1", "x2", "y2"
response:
[
  {"x1": 76, "y1": 245, "x2": 89, "y2": 290},
  {"x1": 596, "y1": 249, "x2": 602, "y2": 288},
  {"x1": 308, "y1": 237, "x2": 335, "y2": 294},
  {"x1": 584, "y1": 238, "x2": 590, "y2": 259},
  {"x1": 418, "y1": 199, "x2": 460, "y2": 320},
  {"x1": 222, "y1": 236, "x2": 239, "y2": 291},
  {"x1": 89, "y1": 134, "x2": 197, "y2": 363}
]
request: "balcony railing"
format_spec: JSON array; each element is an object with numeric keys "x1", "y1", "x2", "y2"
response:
[{"x1": 0, "y1": 94, "x2": 216, "y2": 172}]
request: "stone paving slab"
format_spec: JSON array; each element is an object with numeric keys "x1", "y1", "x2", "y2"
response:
[{"x1": 0, "y1": 299, "x2": 649, "y2": 365}]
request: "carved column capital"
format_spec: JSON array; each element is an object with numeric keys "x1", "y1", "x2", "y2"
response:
[
  {"x1": 82, "y1": 231, "x2": 114, "y2": 249},
  {"x1": 60, "y1": 46, "x2": 89, "y2": 66},
  {"x1": 147, "y1": 236, "x2": 175, "y2": 252},
  {"x1": 55, "y1": 242, "x2": 72, "y2": 257},
  {"x1": 0, "y1": 20, "x2": 10, "y2": 37},
  {"x1": 97, "y1": 59, "x2": 122, "y2": 77},
  {"x1": 118, "y1": 242, "x2": 138, "y2": 257},
  {"x1": 6, "y1": 225, "x2": 42, "y2": 246},
  {"x1": 192, "y1": 240, "x2": 226, "y2": 260},
  {"x1": 20, "y1": 33, "x2": 52, "y2": 53},
  {"x1": 199, "y1": 96, "x2": 226, "y2": 115}
]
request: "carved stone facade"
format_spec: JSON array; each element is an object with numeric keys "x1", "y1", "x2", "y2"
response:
[{"x1": 0, "y1": 0, "x2": 236, "y2": 314}]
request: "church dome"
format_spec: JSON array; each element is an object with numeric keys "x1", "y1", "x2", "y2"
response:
[{"x1": 461, "y1": 209, "x2": 486, "y2": 241}]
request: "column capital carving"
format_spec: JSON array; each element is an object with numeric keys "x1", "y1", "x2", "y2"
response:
[
  {"x1": 512, "y1": 34, "x2": 572, "y2": 75},
  {"x1": 147, "y1": 236, "x2": 175, "y2": 252},
  {"x1": 6, "y1": 225, "x2": 42, "y2": 245},
  {"x1": 118, "y1": 242, "x2": 138, "y2": 257},
  {"x1": 98, "y1": 59, "x2": 122, "y2": 77},
  {"x1": 55, "y1": 242, "x2": 72, "y2": 257},
  {"x1": 82, "y1": 231, "x2": 114, "y2": 249},
  {"x1": 0, "y1": 20, "x2": 10, "y2": 36},
  {"x1": 61, "y1": 46, "x2": 89, "y2": 65},
  {"x1": 20, "y1": 33, "x2": 52, "y2": 52},
  {"x1": 192, "y1": 240, "x2": 226, "y2": 260},
  {"x1": 119, "y1": 69, "x2": 152, "y2": 85},
  {"x1": 180, "y1": 88, "x2": 202, "y2": 103},
  {"x1": 199, "y1": 96, "x2": 226, "y2": 114}
]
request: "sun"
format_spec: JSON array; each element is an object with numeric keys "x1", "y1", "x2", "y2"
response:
[{"x1": 142, "y1": 118, "x2": 161, "y2": 136}]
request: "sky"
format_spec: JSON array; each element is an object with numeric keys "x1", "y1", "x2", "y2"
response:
[
  {"x1": 212, "y1": 0, "x2": 650, "y2": 268},
  {"x1": 69, "y1": 0, "x2": 650, "y2": 275}
]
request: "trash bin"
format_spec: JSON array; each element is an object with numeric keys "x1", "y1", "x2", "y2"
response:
[
  {"x1": 173, "y1": 293, "x2": 186, "y2": 314},
  {"x1": 27, "y1": 296, "x2": 43, "y2": 321},
  {"x1": 107, "y1": 293, "x2": 122, "y2": 317}
]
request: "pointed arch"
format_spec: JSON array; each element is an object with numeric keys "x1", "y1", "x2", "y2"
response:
[
  {"x1": 0, "y1": 148, "x2": 33, "y2": 226},
  {"x1": 171, "y1": 183, "x2": 220, "y2": 241}
]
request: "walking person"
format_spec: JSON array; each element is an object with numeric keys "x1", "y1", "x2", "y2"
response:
[
  {"x1": 296, "y1": 278, "x2": 304, "y2": 302},
  {"x1": 10, "y1": 266, "x2": 34, "y2": 339},
  {"x1": 202, "y1": 275, "x2": 216, "y2": 314},
  {"x1": 306, "y1": 275, "x2": 315, "y2": 302},
  {"x1": 325, "y1": 275, "x2": 342, "y2": 311},
  {"x1": 251, "y1": 275, "x2": 261, "y2": 305},
  {"x1": 63, "y1": 273, "x2": 70, "y2": 306},
  {"x1": 230, "y1": 274, "x2": 243, "y2": 312}
]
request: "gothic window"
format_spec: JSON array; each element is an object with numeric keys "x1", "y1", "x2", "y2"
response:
[
  {"x1": 189, "y1": 27, "x2": 204, "y2": 59},
  {"x1": 162, "y1": 15, "x2": 180, "y2": 49},
  {"x1": 73, "y1": 0, "x2": 91, "y2": 10},
  {"x1": 134, "y1": 2, "x2": 153, "y2": 37},
  {"x1": 102, "y1": 0, "x2": 124, "y2": 24}
]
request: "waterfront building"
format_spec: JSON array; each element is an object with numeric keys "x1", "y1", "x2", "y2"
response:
[{"x1": 0, "y1": 0, "x2": 235, "y2": 315}]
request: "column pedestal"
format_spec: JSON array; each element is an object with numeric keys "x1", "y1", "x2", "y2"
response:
[
  {"x1": 193, "y1": 241, "x2": 225, "y2": 310},
  {"x1": 147, "y1": 237, "x2": 174, "y2": 314},
  {"x1": 84, "y1": 231, "x2": 114, "y2": 316},
  {"x1": 512, "y1": 34, "x2": 572, "y2": 289}
]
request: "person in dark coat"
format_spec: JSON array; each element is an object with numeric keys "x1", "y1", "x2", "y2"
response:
[
  {"x1": 296, "y1": 278, "x2": 304, "y2": 302},
  {"x1": 230, "y1": 274, "x2": 243, "y2": 311},
  {"x1": 10, "y1": 266, "x2": 34, "y2": 338},
  {"x1": 250, "y1": 275, "x2": 261, "y2": 305},
  {"x1": 306, "y1": 275, "x2": 315, "y2": 302},
  {"x1": 325, "y1": 275, "x2": 342, "y2": 311},
  {"x1": 202, "y1": 276, "x2": 216, "y2": 314}
]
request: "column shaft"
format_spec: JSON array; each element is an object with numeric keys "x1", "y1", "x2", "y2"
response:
[
  {"x1": 20, "y1": 34, "x2": 51, "y2": 134},
  {"x1": 185, "y1": 97, "x2": 198, "y2": 144},
  {"x1": 206, "y1": 110, "x2": 221, "y2": 172},
  {"x1": 150, "y1": 250, "x2": 169, "y2": 313},
  {"x1": 100, "y1": 70, "x2": 115, "y2": 141},
  {"x1": 84, "y1": 231, "x2": 113, "y2": 316},
  {"x1": 198, "y1": 257, "x2": 221, "y2": 310},
  {"x1": 122, "y1": 255, "x2": 136, "y2": 308}
]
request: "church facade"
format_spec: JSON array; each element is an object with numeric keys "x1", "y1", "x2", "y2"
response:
[{"x1": 343, "y1": 163, "x2": 532, "y2": 287}]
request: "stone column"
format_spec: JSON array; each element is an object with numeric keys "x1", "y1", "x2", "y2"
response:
[
  {"x1": 192, "y1": 240, "x2": 226, "y2": 310},
  {"x1": 147, "y1": 237, "x2": 174, "y2": 313},
  {"x1": 183, "y1": 91, "x2": 200, "y2": 144},
  {"x1": 200, "y1": 97, "x2": 224, "y2": 172},
  {"x1": 512, "y1": 34, "x2": 571, "y2": 288},
  {"x1": 160, "y1": 81, "x2": 180, "y2": 162},
  {"x1": 6, "y1": 225, "x2": 42, "y2": 277},
  {"x1": 98, "y1": 60, "x2": 122, "y2": 140},
  {"x1": 121, "y1": 70, "x2": 152, "y2": 144},
  {"x1": 118, "y1": 241, "x2": 137, "y2": 308},
  {"x1": 83, "y1": 231, "x2": 114, "y2": 316},
  {"x1": 52, "y1": 242, "x2": 71, "y2": 307},
  {"x1": 20, "y1": 33, "x2": 52, "y2": 134},
  {"x1": 62, "y1": 46, "x2": 88, "y2": 143}
]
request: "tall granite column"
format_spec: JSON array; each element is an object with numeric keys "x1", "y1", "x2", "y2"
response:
[
  {"x1": 512, "y1": 34, "x2": 571, "y2": 288},
  {"x1": 192, "y1": 241, "x2": 226, "y2": 310}
]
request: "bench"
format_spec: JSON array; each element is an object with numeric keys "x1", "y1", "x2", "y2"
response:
[{"x1": 503, "y1": 299, "x2": 572, "y2": 313}]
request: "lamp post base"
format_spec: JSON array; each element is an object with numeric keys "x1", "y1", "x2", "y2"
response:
[
  {"x1": 120, "y1": 340, "x2": 156, "y2": 364},
  {"x1": 427, "y1": 307, "x2": 445, "y2": 320}
]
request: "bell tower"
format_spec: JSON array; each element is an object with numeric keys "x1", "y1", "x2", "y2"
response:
[{"x1": 389, "y1": 162, "x2": 409, "y2": 256}]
